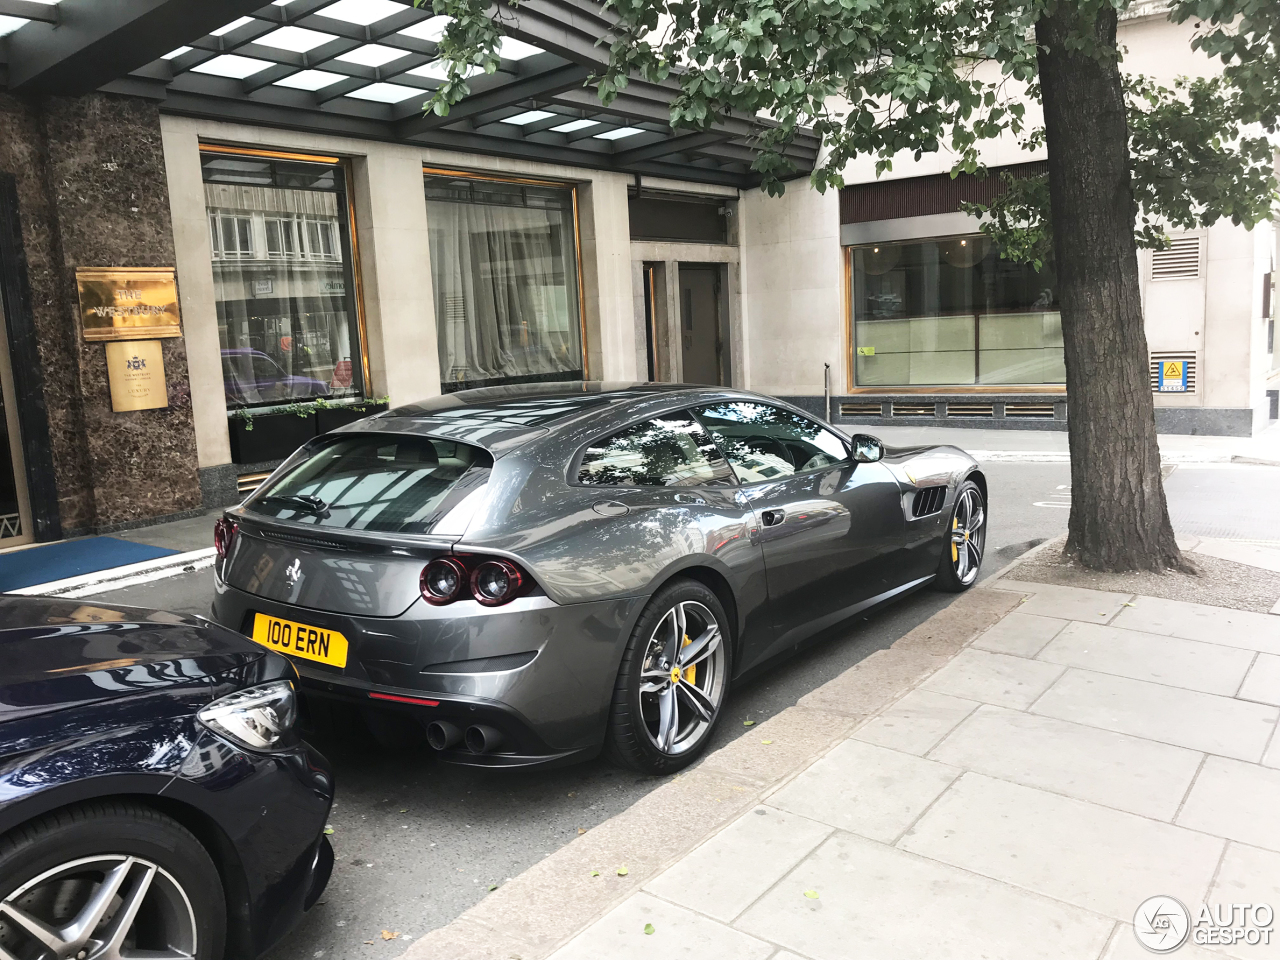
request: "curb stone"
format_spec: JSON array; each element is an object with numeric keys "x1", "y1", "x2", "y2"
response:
[{"x1": 397, "y1": 585, "x2": 1023, "y2": 960}]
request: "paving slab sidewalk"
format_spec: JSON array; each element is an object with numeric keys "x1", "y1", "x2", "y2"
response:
[{"x1": 408, "y1": 575, "x2": 1280, "y2": 960}]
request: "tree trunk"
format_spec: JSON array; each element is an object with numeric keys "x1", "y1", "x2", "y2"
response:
[{"x1": 1036, "y1": 6, "x2": 1185, "y2": 572}]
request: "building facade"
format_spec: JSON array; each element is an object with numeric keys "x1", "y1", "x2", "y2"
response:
[{"x1": 0, "y1": 0, "x2": 1274, "y2": 546}]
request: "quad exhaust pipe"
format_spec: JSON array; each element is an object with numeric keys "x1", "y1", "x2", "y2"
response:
[
  {"x1": 464, "y1": 724, "x2": 504, "y2": 755},
  {"x1": 425, "y1": 720, "x2": 462, "y2": 751},
  {"x1": 425, "y1": 720, "x2": 505, "y2": 754}
]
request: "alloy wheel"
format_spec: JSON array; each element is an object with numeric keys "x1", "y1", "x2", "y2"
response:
[
  {"x1": 638, "y1": 600, "x2": 727, "y2": 756},
  {"x1": 950, "y1": 486, "x2": 986, "y2": 585},
  {"x1": 0, "y1": 855, "x2": 197, "y2": 960}
]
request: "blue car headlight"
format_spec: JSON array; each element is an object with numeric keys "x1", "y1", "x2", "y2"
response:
[{"x1": 198, "y1": 680, "x2": 298, "y2": 752}]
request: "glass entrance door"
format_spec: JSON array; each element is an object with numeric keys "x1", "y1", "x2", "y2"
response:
[{"x1": 0, "y1": 297, "x2": 32, "y2": 545}]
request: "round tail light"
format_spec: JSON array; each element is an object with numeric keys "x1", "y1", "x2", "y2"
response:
[
  {"x1": 470, "y1": 560, "x2": 523, "y2": 606},
  {"x1": 213, "y1": 518, "x2": 238, "y2": 559},
  {"x1": 421, "y1": 557, "x2": 468, "y2": 605}
]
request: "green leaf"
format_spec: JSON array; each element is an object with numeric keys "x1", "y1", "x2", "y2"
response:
[
  {"x1": 590, "y1": 870, "x2": 600, "y2": 877},
  {"x1": 488, "y1": 884, "x2": 498, "y2": 891},
  {"x1": 803, "y1": 890, "x2": 820, "y2": 900},
  {"x1": 643, "y1": 923, "x2": 656, "y2": 935},
  {"x1": 742, "y1": 720, "x2": 755, "y2": 726},
  {"x1": 617, "y1": 866, "x2": 629, "y2": 876},
  {"x1": 323, "y1": 826, "x2": 334, "y2": 835}
]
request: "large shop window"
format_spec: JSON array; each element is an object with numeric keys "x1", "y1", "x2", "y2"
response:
[
  {"x1": 202, "y1": 150, "x2": 365, "y2": 408},
  {"x1": 425, "y1": 172, "x2": 584, "y2": 393},
  {"x1": 851, "y1": 236, "x2": 1063, "y2": 386}
]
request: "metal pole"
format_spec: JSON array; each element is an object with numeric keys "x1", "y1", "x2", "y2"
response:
[{"x1": 823, "y1": 363, "x2": 831, "y2": 422}]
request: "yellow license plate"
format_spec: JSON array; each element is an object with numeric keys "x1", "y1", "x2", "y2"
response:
[{"x1": 251, "y1": 613, "x2": 349, "y2": 668}]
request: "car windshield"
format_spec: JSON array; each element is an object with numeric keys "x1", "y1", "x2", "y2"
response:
[{"x1": 245, "y1": 436, "x2": 492, "y2": 534}]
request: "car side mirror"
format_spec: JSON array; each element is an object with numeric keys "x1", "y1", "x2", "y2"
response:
[{"x1": 852, "y1": 435, "x2": 884, "y2": 463}]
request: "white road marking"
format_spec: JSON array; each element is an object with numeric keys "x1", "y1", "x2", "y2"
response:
[{"x1": 7, "y1": 547, "x2": 217, "y2": 598}]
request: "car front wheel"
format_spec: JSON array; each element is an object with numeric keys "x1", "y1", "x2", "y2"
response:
[
  {"x1": 935, "y1": 479, "x2": 987, "y2": 592},
  {"x1": 0, "y1": 801, "x2": 226, "y2": 960},
  {"x1": 605, "y1": 579, "x2": 732, "y2": 774}
]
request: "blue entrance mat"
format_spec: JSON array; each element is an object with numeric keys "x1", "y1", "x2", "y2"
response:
[{"x1": 0, "y1": 537, "x2": 179, "y2": 592}]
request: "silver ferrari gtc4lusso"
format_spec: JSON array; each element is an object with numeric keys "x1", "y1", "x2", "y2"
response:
[{"x1": 211, "y1": 383, "x2": 986, "y2": 774}]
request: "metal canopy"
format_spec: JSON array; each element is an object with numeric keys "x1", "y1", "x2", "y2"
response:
[{"x1": 0, "y1": 0, "x2": 819, "y2": 188}]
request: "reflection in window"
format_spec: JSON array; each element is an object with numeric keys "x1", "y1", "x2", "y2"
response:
[
  {"x1": 425, "y1": 174, "x2": 583, "y2": 393},
  {"x1": 695, "y1": 403, "x2": 848, "y2": 483},
  {"x1": 852, "y1": 235, "x2": 1063, "y2": 386},
  {"x1": 203, "y1": 152, "x2": 364, "y2": 408},
  {"x1": 246, "y1": 436, "x2": 493, "y2": 534},
  {"x1": 578, "y1": 415, "x2": 735, "y2": 487}
]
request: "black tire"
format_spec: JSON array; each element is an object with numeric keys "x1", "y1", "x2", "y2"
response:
[
  {"x1": 604, "y1": 579, "x2": 733, "y2": 775},
  {"x1": 934, "y1": 479, "x2": 987, "y2": 592},
  {"x1": 0, "y1": 800, "x2": 226, "y2": 960}
]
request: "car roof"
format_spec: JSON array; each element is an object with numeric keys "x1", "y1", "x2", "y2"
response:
[{"x1": 382, "y1": 381, "x2": 708, "y2": 428}]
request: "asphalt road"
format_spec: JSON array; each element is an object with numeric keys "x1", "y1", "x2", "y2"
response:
[{"x1": 78, "y1": 460, "x2": 1279, "y2": 958}]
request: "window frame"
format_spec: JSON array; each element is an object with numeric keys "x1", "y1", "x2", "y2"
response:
[
  {"x1": 567, "y1": 407, "x2": 740, "y2": 491},
  {"x1": 423, "y1": 165, "x2": 590, "y2": 393},
  {"x1": 201, "y1": 142, "x2": 371, "y2": 410},
  {"x1": 844, "y1": 237, "x2": 1068, "y2": 394},
  {"x1": 690, "y1": 401, "x2": 853, "y2": 487}
]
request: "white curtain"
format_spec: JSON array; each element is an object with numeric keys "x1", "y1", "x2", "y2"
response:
[{"x1": 428, "y1": 200, "x2": 580, "y2": 386}]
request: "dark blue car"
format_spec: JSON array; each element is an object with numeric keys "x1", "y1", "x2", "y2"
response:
[{"x1": 0, "y1": 596, "x2": 333, "y2": 960}]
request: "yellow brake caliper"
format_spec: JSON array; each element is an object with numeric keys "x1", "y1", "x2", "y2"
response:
[
  {"x1": 682, "y1": 634, "x2": 696, "y2": 685},
  {"x1": 951, "y1": 516, "x2": 959, "y2": 562}
]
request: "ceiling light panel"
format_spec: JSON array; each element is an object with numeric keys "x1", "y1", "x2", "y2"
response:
[
  {"x1": 345, "y1": 82, "x2": 424, "y2": 103},
  {"x1": 335, "y1": 44, "x2": 409, "y2": 67},
  {"x1": 211, "y1": 16, "x2": 256, "y2": 36},
  {"x1": 317, "y1": 0, "x2": 409, "y2": 25},
  {"x1": 161, "y1": 46, "x2": 192, "y2": 60},
  {"x1": 407, "y1": 61, "x2": 482, "y2": 80},
  {"x1": 594, "y1": 126, "x2": 644, "y2": 140},
  {"x1": 398, "y1": 15, "x2": 451, "y2": 42},
  {"x1": 256, "y1": 26, "x2": 337, "y2": 53},
  {"x1": 274, "y1": 69, "x2": 347, "y2": 90},
  {"x1": 551, "y1": 119, "x2": 599, "y2": 133},
  {"x1": 191, "y1": 55, "x2": 275, "y2": 79},
  {"x1": 502, "y1": 110, "x2": 557, "y2": 126},
  {"x1": 498, "y1": 37, "x2": 543, "y2": 60}
]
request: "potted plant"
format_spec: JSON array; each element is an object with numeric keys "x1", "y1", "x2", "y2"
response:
[{"x1": 228, "y1": 406, "x2": 317, "y2": 464}]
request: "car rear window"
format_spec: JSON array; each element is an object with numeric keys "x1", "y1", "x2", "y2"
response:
[{"x1": 245, "y1": 436, "x2": 492, "y2": 534}]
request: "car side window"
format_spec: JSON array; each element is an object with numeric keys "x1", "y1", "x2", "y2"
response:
[
  {"x1": 577, "y1": 414, "x2": 736, "y2": 487},
  {"x1": 694, "y1": 402, "x2": 849, "y2": 484}
]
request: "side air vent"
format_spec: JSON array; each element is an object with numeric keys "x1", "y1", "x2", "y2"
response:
[
  {"x1": 1004, "y1": 403, "x2": 1056, "y2": 419},
  {"x1": 1150, "y1": 235, "x2": 1201, "y2": 280},
  {"x1": 892, "y1": 402, "x2": 936, "y2": 418},
  {"x1": 840, "y1": 401, "x2": 884, "y2": 417},
  {"x1": 911, "y1": 486, "x2": 947, "y2": 518},
  {"x1": 946, "y1": 402, "x2": 994, "y2": 418}
]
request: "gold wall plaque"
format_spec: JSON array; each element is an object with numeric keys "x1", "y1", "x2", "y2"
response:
[
  {"x1": 105, "y1": 340, "x2": 168, "y2": 412},
  {"x1": 77, "y1": 267, "x2": 181, "y2": 340}
]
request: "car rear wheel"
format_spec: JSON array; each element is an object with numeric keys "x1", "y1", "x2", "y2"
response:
[
  {"x1": 605, "y1": 579, "x2": 732, "y2": 774},
  {"x1": 0, "y1": 801, "x2": 226, "y2": 960},
  {"x1": 935, "y1": 479, "x2": 986, "y2": 592}
]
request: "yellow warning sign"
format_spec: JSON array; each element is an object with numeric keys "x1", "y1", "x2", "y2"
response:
[{"x1": 1163, "y1": 361, "x2": 1183, "y2": 378}]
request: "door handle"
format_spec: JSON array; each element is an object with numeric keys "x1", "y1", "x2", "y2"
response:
[
  {"x1": 673, "y1": 493, "x2": 706, "y2": 505},
  {"x1": 761, "y1": 508, "x2": 786, "y2": 526}
]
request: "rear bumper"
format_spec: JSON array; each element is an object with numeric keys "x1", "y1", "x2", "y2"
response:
[{"x1": 210, "y1": 579, "x2": 645, "y2": 767}]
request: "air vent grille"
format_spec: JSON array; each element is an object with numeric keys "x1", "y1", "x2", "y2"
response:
[
  {"x1": 946, "y1": 403, "x2": 994, "y2": 418},
  {"x1": 892, "y1": 402, "x2": 936, "y2": 418},
  {"x1": 911, "y1": 486, "x2": 947, "y2": 518},
  {"x1": 236, "y1": 471, "x2": 272, "y2": 495},
  {"x1": 1151, "y1": 236, "x2": 1201, "y2": 280},
  {"x1": 1149, "y1": 352, "x2": 1197, "y2": 393},
  {"x1": 1004, "y1": 403, "x2": 1056, "y2": 419},
  {"x1": 840, "y1": 402, "x2": 884, "y2": 417}
]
